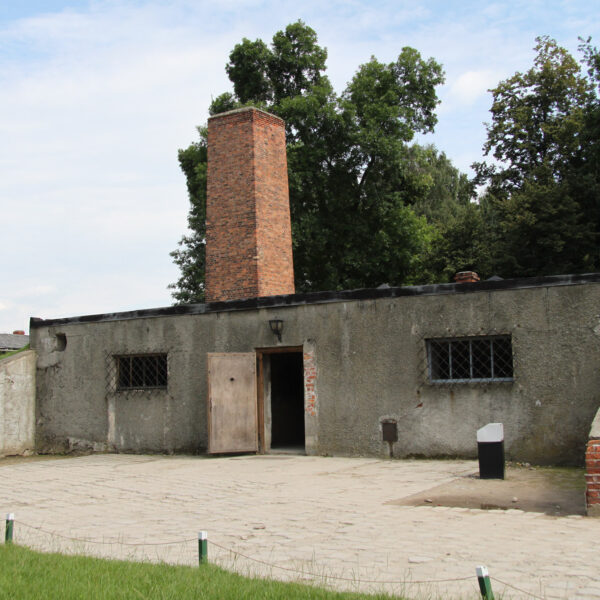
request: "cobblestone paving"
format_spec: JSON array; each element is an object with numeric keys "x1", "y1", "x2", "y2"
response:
[{"x1": 1, "y1": 454, "x2": 598, "y2": 599}]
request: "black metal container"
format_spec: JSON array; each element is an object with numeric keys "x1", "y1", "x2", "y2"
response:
[{"x1": 477, "y1": 423, "x2": 505, "y2": 479}]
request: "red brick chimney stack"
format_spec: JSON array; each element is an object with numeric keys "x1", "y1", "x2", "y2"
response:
[
  {"x1": 205, "y1": 107, "x2": 295, "y2": 302},
  {"x1": 454, "y1": 271, "x2": 480, "y2": 284}
]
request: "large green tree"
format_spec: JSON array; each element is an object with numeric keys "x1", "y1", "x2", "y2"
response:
[
  {"x1": 169, "y1": 131, "x2": 207, "y2": 303},
  {"x1": 572, "y1": 38, "x2": 600, "y2": 263},
  {"x1": 170, "y1": 21, "x2": 451, "y2": 302},
  {"x1": 474, "y1": 36, "x2": 600, "y2": 277}
]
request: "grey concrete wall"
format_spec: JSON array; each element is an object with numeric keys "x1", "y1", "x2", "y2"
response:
[
  {"x1": 30, "y1": 280, "x2": 600, "y2": 464},
  {"x1": 306, "y1": 284, "x2": 600, "y2": 465},
  {"x1": 0, "y1": 350, "x2": 35, "y2": 456}
]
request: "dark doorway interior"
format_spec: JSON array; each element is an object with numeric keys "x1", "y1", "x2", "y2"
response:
[{"x1": 270, "y1": 352, "x2": 305, "y2": 449}]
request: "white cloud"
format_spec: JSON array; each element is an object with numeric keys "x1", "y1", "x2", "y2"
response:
[{"x1": 448, "y1": 69, "x2": 503, "y2": 106}]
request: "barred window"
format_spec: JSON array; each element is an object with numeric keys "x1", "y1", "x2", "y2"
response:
[
  {"x1": 115, "y1": 354, "x2": 167, "y2": 390},
  {"x1": 427, "y1": 336, "x2": 513, "y2": 382}
]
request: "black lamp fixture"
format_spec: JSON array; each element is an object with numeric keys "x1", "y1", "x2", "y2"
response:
[{"x1": 268, "y1": 319, "x2": 284, "y2": 342}]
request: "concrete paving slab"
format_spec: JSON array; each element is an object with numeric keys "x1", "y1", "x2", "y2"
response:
[{"x1": 0, "y1": 454, "x2": 599, "y2": 599}]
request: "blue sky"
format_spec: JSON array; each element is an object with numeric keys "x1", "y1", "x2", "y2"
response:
[{"x1": 1, "y1": 0, "x2": 598, "y2": 332}]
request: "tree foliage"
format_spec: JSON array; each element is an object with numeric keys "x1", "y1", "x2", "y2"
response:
[
  {"x1": 475, "y1": 36, "x2": 592, "y2": 192},
  {"x1": 410, "y1": 145, "x2": 474, "y2": 223},
  {"x1": 171, "y1": 21, "x2": 455, "y2": 300},
  {"x1": 474, "y1": 36, "x2": 600, "y2": 277},
  {"x1": 169, "y1": 130, "x2": 207, "y2": 303}
]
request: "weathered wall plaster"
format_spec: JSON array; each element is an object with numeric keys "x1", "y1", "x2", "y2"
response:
[
  {"x1": 30, "y1": 277, "x2": 600, "y2": 465},
  {"x1": 0, "y1": 350, "x2": 35, "y2": 456}
]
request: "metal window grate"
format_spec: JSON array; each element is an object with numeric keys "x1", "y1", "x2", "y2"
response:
[
  {"x1": 427, "y1": 336, "x2": 513, "y2": 382},
  {"x1": 114, "y1": 354, "x2": 168, "y2": 391}
]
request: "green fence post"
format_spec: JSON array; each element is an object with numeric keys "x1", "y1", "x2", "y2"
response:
[
  {"x1": 198, "y1": 531, "x2": 207, "y2": 564},
  {"x1": 476, "y1": 565, "x2": 494, "y2": 600},
  {"x1": 5, "y1": 513, "x2": 14, "y2": 544}
]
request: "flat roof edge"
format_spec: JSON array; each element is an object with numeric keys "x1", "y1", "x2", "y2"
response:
[
  {"x1": 29, "y1": 272, "x2": 600, "y2": 328},
  {"x1": 207, "y1": 106, "x2": 283, "y2": 123}
]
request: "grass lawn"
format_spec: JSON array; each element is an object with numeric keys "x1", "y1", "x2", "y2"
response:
[{"x1": 0, "y1": 544, "x2": 403, "y2": 600}]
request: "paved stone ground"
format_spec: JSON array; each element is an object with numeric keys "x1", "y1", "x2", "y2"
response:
[{"x1": 1, "y1": 454, "x2": 599, "y2": 599}]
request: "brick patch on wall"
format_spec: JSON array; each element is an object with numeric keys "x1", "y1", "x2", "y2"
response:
[
  {"x1": 303, "y1": 349, "x2": 317, "y2": 417},
  {"x1": 586, "y1": 439, "x2": 600, "y2": 515}
]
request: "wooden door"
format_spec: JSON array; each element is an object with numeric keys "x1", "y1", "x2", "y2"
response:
[{"x1": 207, "y1": 353, "x2": 257, "y2": 454}]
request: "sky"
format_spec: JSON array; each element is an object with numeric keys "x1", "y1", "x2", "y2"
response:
[{"x1": 1, "y1": 0, "x2": 598, "y2": 333}]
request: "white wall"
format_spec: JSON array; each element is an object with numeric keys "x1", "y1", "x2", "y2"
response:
[{"x1": 0, "y1": 350, "x2": 35, "y2": 456}]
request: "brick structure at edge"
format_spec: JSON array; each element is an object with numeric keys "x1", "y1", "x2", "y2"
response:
[
  {"x1": 205, "y1": 107, "x2": 295, "y2": 302},
  {"x1": 586, "y1": 439, "x2": 600, "y2": 515}
]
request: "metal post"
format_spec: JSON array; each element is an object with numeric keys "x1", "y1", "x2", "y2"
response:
[
  {"x1": 198, "y1": 531, "x2": 207, "y2": 564},
  {"x1": 476, "y1": 565, "x2": 494, "y2": 599},
  {"x1": 5, "y1": 513, "x2": 14, "y2": 544}
]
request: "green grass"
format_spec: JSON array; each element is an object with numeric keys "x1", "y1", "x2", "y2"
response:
[
  {"x1": 0, "y1": 344, "x2": 30, "y2": 360},
  {"x1": 0, "y1": 544, "x2": 403, "y2": 600}
]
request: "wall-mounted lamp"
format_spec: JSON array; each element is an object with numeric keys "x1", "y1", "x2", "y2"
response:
[{"x1": 268, "y1": 319, "x2": 284, "y2": 342}]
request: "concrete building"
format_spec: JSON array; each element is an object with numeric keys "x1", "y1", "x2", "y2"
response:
[{"x1": 29, "y1": 107, "x2": 600, "y2": 466}]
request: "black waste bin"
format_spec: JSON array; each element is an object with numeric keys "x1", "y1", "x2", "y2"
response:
[{"x1": 477, "y1": 423, "x2": 505, "y2": 479}]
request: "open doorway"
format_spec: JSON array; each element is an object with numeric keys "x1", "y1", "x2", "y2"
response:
[
  {"x1": 257, "y1": 347, "x2": 305, "y2": 453},
  {"x1": 271, "y1": 352, "x2": 304, "y2": 449}
]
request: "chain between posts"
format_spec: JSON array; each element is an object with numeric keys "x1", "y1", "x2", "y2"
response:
[{"x1": 3, "y1": 516, "x2": 544, "y2": 597}]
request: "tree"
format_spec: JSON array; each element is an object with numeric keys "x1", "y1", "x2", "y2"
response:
[
  {"x1": 475, "y1": 36, "x2": 592, "y2": 193},
  {"x1": 168, "y1": 130, "x2": 207, "y2": 303},
  {"x1": 572, "y1": 38, "x2": 600, "y2": 265},
  {"x1": 171, "y1": 21, "x2": 449, "y2": 300},
  {"x1": 410, "y1": 144, "x2": 474, "y2": 224},
  {"x1": 474, "y1": 36, "x2": 599, "y2": 277},
  {"x1": 492, "y1": 179, "x2": 593, "y2": 276},
  {"x1": 401, "y1": 145, "x2": 492, "y2": 282},
  {"x1": 424, "y1": 201, "x2": 494, "y2": 282}
]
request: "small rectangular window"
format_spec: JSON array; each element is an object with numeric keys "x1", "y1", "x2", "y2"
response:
[
  {"x1": 115, "y1": 354, "x2": 167, "y2": 390},
  {"x1": 427, "y1": 336, "x2": 513, "y2": 382}
]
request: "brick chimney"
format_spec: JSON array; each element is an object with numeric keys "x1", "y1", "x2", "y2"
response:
[
  {"x1": 454, "y1": 271, "x2": 480, "y2": 284},
  {"x1": 205, "y1": 107, "x2": 295, "y2": 302}
]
